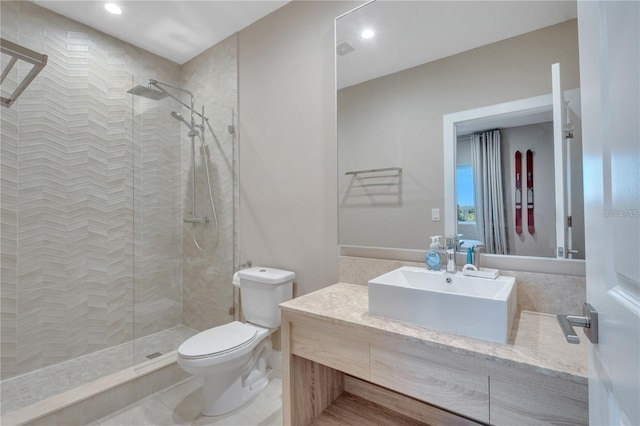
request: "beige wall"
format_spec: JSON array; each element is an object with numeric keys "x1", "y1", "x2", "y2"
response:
[
  {"x1": 501, "y1": 123, "x2": 556, "y2": 257},
  {"x1": 238, "y1": 1, "x2": 359, "y2": 296},
  {"x1": 338, "y1": 20, "x2": 580, "y2": 250}
]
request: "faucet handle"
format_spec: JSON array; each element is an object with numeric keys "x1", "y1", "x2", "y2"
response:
[{"x1": 472, "y1": 245, "x2": 484, "y2": 267}]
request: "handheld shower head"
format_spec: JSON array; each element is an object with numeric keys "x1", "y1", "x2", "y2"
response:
[{"x1": 171, "y1": 111, "x2": 198, "y2": 133}]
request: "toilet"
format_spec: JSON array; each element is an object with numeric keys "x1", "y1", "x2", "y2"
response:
[{"x1": 177, "y1": 266, "x2": 294, "y2": 416}]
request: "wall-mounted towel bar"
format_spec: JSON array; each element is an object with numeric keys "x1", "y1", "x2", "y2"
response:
[
  {"x1": 1, "y1": 38, "x2": 48, "y2": 108},
  {"x1": 345, "y1": 167, "x2": 402, "y2": 176}
]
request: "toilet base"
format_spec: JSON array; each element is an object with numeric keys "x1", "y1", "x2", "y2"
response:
[
  {"x1": 201, "y1": 374, "x2": 270, "y2": 417},
  {"x1": 200, "y1": 339, "x2": 272, "y2": 416}
]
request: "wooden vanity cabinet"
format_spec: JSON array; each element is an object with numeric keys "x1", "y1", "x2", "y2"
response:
[
  {"x1": 370, "y1": 335, "x2": 489, "y2": 422},
  {"x1": 282, "y1": 310, "x2": 489, "y2": 425},
  {"x1": 282, "y1": 308, "x2": 588, "y2": 426},
  {"x1": 489, "y1": 367, "x2": 589, "y2": 425}
]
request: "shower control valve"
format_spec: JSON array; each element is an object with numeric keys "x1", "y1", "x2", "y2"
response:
[{"x1": 184, "y1": 216, "x2": 209, "y2": 224}]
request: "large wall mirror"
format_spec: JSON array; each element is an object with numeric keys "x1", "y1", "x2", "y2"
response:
[{"x1": 336, "y1": 0, "x2": 586, "y2": 271}]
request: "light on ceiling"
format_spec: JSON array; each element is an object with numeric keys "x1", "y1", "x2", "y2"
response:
[
  {"x1": 104, "y1": 3, "x2": 122, "y2": 15},
  {"x1": 361, "y1": 29, "x2": 374, "y2": 39}
]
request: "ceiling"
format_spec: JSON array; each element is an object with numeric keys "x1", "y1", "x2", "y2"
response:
[
  {"x1": 32, "y1": 1, "x2": 577, "y2": 83},
  {"x1": 336, "y1": 1, "x2": 578, "y2": 89},
  {"x1": 33, "y1": 0, "x2": 290, "y2": 65}
]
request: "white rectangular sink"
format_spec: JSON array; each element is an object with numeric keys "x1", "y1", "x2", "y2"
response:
[{"x1": 368, "y1": 266, "x2": 517, "y2": 343}]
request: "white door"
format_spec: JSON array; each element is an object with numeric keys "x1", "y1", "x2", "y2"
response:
[{"x1": 578, "y1": 1, "x2": 640, "y2": 425}]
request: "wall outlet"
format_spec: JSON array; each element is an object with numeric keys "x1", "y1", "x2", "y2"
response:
[{"x1": 432, "y1": 208, "x2": 440, "y2": 221}]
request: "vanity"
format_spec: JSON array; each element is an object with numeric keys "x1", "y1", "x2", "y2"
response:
[{"x1": 280, "y1": 282, "x2": 588, "y2": 425}]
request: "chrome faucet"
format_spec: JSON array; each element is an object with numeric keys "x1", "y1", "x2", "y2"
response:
[
  {"x1": 446, "y1": 248, "x2": 457, "y2": 273},
  {"x1": 443, "y1": 235, "x2": 486, "y2": 273},
  {"x1": 445, "y1": 235, "x2": 459, "y2": 273}
]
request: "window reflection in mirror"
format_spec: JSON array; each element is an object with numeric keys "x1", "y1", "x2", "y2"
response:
[
  {"x1": 456, "y1": 165, "x2": 475, "y2": 223},
  {"x1": 455, "y1": 122, "x2": 565, "y2": 258}
]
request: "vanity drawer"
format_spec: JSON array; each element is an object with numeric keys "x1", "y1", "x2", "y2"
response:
[
  {"x1": 370, "y1": 336, "x2": 489, "y2": 424},
  {"x1": 490, "y1": 367, "x2": 588, "y2": 425},
  {"x1": 287, "y1": 313, "x2": 370, "y2": 380}
]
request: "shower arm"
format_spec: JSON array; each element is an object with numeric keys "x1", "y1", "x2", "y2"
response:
[{"x1": 148, "y1": 80, "x2": 208, "y2": 123}]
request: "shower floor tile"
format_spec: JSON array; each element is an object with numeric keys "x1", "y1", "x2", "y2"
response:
[
  {"x1": 95, "y1": 370, "x2": 283, "y2": 426},
  {"x1": 0, "y1": 325, "x2": 198, "y2": 415}
]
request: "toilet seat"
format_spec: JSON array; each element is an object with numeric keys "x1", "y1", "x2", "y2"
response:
[{"x1": 178, "y1": 321, "x2": 258, "y2": 360}]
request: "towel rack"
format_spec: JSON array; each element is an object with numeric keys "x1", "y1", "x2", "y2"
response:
[
  {"x1": 345, "y1": 167, "x2": 402, "y2": 176},
  {"x1": 1, "y1": 38, "x2": 48, "y2": 108}
]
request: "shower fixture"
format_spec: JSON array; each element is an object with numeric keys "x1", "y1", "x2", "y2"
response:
[
  {"x1": 171, "y1": 111, "x2": 199, "y2": 135},
  {"x1": 128, "y1": 78, "x2": 222, "y2": 252},
  {"x1": 126, "y1": 85, "x2": 168, "y2": 101}
]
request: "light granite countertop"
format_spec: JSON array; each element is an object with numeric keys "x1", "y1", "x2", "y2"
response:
[{"x1": 280, "y1": 282, "x2": 588, "y2": 383}]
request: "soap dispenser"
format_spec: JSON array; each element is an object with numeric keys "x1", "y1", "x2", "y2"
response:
[{"x1": 426, "y1": 236, "x2": 442, "y2": 271}]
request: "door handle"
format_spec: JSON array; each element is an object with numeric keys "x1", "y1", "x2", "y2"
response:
[{"x1": 556, "y1": 303, "x2": 599, "y2": 344}]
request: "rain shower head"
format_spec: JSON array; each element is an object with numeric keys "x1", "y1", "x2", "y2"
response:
[
  {"x1": 171, "y1": 111, "x2": 198, "y2": 133},
  {"x1": 129, "y1": 79, "x2": 209, "y2": 122},
  {"x1": 127, "y1": 85, "x2": 168, "y2": 101}
]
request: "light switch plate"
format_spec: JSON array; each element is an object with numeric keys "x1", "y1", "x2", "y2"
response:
[{"x1": 432, "y1": 208, "x2": 440, "y2": 221}]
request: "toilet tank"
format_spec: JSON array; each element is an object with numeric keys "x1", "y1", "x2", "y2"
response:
[{"x1": 237, "y1": 267, "x2": 294, "y2": 328}]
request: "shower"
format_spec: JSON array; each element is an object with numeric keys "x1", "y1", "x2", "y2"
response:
[
  {"x1": 171, "y1": 111, "x2": 198, "y2": 134},
  {"x1": 128, "y1": 79, "x2": 220, "y2": 251},
  {"x1": 1, "y1": 4, "x2": 240, "y2": 419}
]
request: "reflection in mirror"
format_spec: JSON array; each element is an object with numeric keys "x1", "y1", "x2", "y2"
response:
[
  {"x1": 337, "y1": 0, "x2": 585, "y2": 264},
  {"x1": 451, "y1": 92, "x2": 584, "y2": 259}
]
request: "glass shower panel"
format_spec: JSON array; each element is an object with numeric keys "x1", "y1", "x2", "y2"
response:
[
  {"x1": 130, "y1": 86, "x2": 237, "y2": 363},
  {"x1": 131, "y1": 75, "x2": 185, "y2": 363}
]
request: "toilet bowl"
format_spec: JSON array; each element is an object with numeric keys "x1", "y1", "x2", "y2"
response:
[{"x1": 177, "y1": 267, "x2": 294, "y2": 416}]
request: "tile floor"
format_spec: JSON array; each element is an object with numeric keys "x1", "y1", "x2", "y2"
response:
[
  {"x1": 1, "y1": 325, "x2": 198, "y2": 414},
  {"x1": 93, "y1": 370, "x2": 283, "y2": 426}
]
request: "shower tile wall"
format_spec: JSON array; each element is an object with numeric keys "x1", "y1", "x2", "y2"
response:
[
  {"x1": 0, "y1": 2, "x2": 182, "y2": 380},
  {"x1": 180, "y1": 35, "x2": 238, "y2": 331}
]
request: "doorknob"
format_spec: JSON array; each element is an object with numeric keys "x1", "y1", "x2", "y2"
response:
[{"x1": 557, "y1": 303, "x2": 599, "y2": 344}]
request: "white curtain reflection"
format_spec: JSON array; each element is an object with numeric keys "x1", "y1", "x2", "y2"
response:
[{"x1": 471, "y1": 130, "x2": 507, "y2": 254}]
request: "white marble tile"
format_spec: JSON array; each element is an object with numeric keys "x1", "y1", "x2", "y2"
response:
[
  {"x1": 1, "y1": 325, "x2": 197, "y2": 415},
  {"x1": 93, "y1": 372, "x2": 283, "y2": 426},
  {"x1": 97, "y1": 395, "x2": 191, "y2": 426},
  {"x1": 155, "y1": 376, "x2": 205, "y2": 423}
]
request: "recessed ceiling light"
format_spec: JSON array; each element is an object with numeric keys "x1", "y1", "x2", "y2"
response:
[
  {"x1": 361, "y1": 29, "x2": 374, "y2": 39},
  {"x1": 104, "y1": 3, "x2": 122, "y2": 15}
]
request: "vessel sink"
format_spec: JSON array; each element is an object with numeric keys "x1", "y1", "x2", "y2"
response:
[{"x1": 368, "y1": 266, "x2": 517, "y2": 343}]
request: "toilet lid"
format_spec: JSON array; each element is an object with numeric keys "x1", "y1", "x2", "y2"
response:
[{"x1": 178, "y1": 321, "x2": 257, "y2": 359}]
